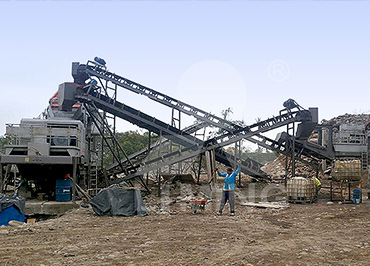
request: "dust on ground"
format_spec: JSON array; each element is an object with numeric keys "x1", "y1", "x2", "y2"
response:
[{"x1": 1, "y1": 184, "x2": 369, "y2": 266}]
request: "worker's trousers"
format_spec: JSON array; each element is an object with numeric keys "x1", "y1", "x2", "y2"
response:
[{"x1": 219, "y1": 190, "x2": 235, "y2": 214}]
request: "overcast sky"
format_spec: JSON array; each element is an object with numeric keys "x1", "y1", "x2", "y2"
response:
[{"x1": 0, "y1": 1, "x2": 369, "y2": 139}]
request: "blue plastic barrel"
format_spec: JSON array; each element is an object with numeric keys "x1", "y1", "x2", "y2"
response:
[
  {"x1": 56, "y1": 179, "x2": 71, "y2": 202},
  {"x1": 353, "y1": 189, "x2": 362, "y2": 204}
]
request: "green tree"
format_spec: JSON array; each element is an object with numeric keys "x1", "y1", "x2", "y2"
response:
[
  {"x1": 103, "y1": 131, "x2": 159, "y2": 167},
  {"x1": 243, "y1": 148, "x2": 277, "y2": 165},
  {"x1": 208, "y1": 108, "x2": 246, "y2": 139},
  {"x1": 116, "y1": 131, "x2": 157, "y2": 156},
  {"x1": 0, "y1": 135, "x2": 10, "y2": 154},
  {"x1": 207, "y1": 109, "x2": 277, "y2": 164}
]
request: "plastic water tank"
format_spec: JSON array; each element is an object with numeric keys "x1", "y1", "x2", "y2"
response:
[{"x1": 287, "y1": 177, "x2": 316, "y2": 203}]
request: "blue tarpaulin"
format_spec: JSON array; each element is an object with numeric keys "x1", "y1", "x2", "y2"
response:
[{"x1": 0, "y1": 194, "x2": 25, "y2": 226}]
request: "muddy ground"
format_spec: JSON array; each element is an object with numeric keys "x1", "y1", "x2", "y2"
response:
[{"x1": 0, "y1": 185, "x2": 369, "y2": 266}]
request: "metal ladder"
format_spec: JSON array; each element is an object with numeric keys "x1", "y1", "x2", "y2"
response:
[
  {"x1": 361, "y1": 150, "x2": 368, "y2": 170},
  {"x1": 88, "y1": 163, "x2": 99, "y2": 197}
]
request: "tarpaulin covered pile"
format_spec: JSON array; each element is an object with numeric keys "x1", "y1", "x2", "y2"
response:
[{"x1": 90, "y1": 183, "x2": 147, "y2": 217}]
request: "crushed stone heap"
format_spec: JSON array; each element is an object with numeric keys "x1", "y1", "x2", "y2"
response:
[
  {"x1": 262, "y1": 155, "x2": 317, "y2": 179},
  {"x1": 322, "y1": 113, "x2": 370, "y2": 129}
]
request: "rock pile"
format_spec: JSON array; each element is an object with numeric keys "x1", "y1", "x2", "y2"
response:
[
  {"x1": 263, "y1": 113, "x2": 370, "y2": 179},
  {"x1": 322, "y1": 113, "x2": 370, "y2": 129},
  {"x1": 262, "y1": 155, "x2": 317, "y2": 179}
]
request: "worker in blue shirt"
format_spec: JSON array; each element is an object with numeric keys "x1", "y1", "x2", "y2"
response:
[{"x1": 216, "y1": 160, "x2": 241, "y2": 216}]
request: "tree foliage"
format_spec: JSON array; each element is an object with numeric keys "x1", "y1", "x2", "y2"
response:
[
  {"x1": 241, "y1": 148, "x2": 277, "y2": 165},
  {"x1": 0, "y1": 135, "x2": 10, "y2": 154},
  {"x1": 115, "y1": 131, "x2": 156, "y2": 156},
  {"x1": 208, "y1": 108, "x2": 277, "y2": 164},
  {"x1": 103, "y1": 131, "x2": 159, "y2": 167},
  {"x1": 208, "y1": 107, "x2": 246, "y2": 139}
]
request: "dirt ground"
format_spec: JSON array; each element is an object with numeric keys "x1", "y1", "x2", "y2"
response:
[{"x1": 1, "y1": 185, "x2": 370, "y2": 266}]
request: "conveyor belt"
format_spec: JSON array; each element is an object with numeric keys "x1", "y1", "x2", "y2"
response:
[
  {"x1": 76, "y1": 86, "x2": 311, "y2": 180},
  {"x1": 76, "y1": 90, "x2": 268, "y2": 178},
  {"x1": 74, "y1": 60, "x2": 329, "y2": 182}
]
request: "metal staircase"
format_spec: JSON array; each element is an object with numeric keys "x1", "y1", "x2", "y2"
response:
[{"x1": 88, "y1": 163, "x2": 99, "y2": 196}]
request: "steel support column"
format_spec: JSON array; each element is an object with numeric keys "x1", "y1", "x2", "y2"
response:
[
  {"x1": 72, "y1": 157, "x2": 78, "y2": 203},
  {"x1": 197, "y1": 153, "x2": 203, "y2": 185},
  {"x1": 146, "y1": 131, "x2": 152, "y2": 186},
  {"x1": 285, "y1": 122, "x2": 296, "y2": 185},
  {"x1": 292, "y1": 123, "x2": 296, "y2": 177},
  {"x1": 170, "y1": 108, "x2": 182, "y2": 174},
  {"x1": 157, "y1": 130, "x2": 163, "y2": 197},
  {"x1": 238, "y1": 140, "x2": 242, "y2": 187},
  {"x1": 157, "y1": 168, "x2": 161, "y2": 197}
]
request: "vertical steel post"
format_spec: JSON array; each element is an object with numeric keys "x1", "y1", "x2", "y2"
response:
[
  {"x1": 197, "y1": 154, "x2": 203, "y2": 185},
  {"x1": 292, "y1": 123, "x2": 296, "y2": 177},
  {"x1": 146, "y1": 131, "x2": 151, "y2": 186},
  {"x1": 367, "y1": 135, "x2": 370, "y2": 187},
  {"x1": 285, "y1": 136, "x2": 289, "y2": 187},
  {"x1": 72, "y1": 157, "x2": 78, "y2": 203},
  {"x1": 157, "y1": 130, "x2": 162, "y2": 197},
  {"x1": 113, "y1": 84, "x2": 117, "y2": 136},
  {"x1": 157, "y1": 168, "x2": 161, "y2": 197},
  {"x1": 148, "y1": 131, "x2": 152, "y2": 150},
  {"x1": 111, "y1": 83, "x2": 118, "y2": 163},
  {"x1": 205, "y1": 150, "x2": 213, "y2": 184},
  {"x1": 170, "y1": 108, "x2": 181, "y2": 174},
  {"x1": 234, "y1": 142, "x2": 237, "y2": 170},
  {"x1": 238, "y1": 140, "x2": 242, "y2": 187},
  {"x1": 211, "y1": 149, "x2": 216, "y2": 186},
  {"x1": 285, "y1": 122, "x2": 295, "y2": 186},
  {"x1": 100, "y1": 133, "x2": 105, "y2": 169}
]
